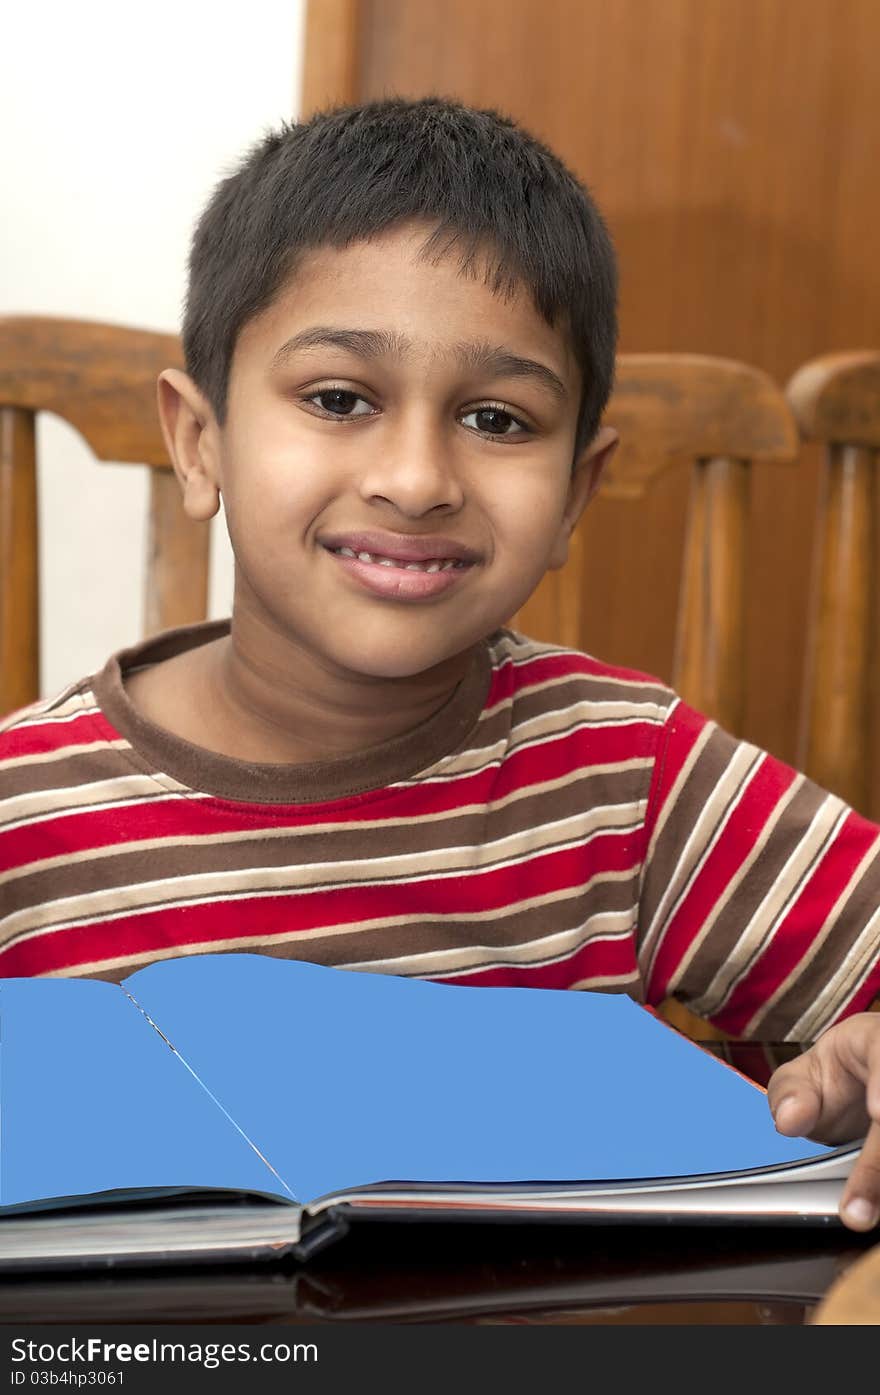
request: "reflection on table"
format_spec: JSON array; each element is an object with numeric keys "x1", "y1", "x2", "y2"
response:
[{"x1": 0, "y1": 1220, "x2": 876, "y2": 1326}]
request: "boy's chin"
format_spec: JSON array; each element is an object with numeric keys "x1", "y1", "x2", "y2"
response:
[{"x1": 333, "y1": 636, "x2": 476, "y2": 682}]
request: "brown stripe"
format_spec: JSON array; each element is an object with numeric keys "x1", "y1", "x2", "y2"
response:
[
  {"x1": 459, "y1": 682, "x2": 668, "y2": 772},
  {"x1": 0, "y1": 682, "x2": 91, "y2": 734},
  {"x1": 689, "y1": 792, "x2": 847, "y2": 1017},
  {"x1": 671, "y1": 775, "x2": 833, "y2": 1007},
  {"x1": 3, "y1": 764, "x2": 651, "y2": 912},
  {"x1": 47, "y1": 877, "x2": 642, "y2": 985},
  {"x1": 0, "y1": 745, "x2": 148, "y2": 799},
  {"x1": 1, "y1": 811, "x2": 646, "y2": 944},
  {"x1": 639, "y1": 725, "x2": 760, "y2": 951},
  {"x1": 4, "y1": 858, "x2": 641, "y2": 959},
  {"x1": 492, "y1": 663, "x2": 674, "y2": 712},
  {"x1": 752, "y1": 841, "x2": 880, "y2": 1037},
  {"x1": 496, "y1": 632, "x2": 673, "y2": 698}
]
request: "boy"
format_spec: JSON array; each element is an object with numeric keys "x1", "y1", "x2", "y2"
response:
[{"x1": 2, "y1": 97, "x2": 879, "y2": 1231}]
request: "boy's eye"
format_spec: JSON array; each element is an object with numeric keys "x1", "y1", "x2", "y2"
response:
[
  {"x1": 306, "y1": 389, "x2": 375, "y2": 417},
  {"x1": 302, "y1": 390, "x2": 529, "y2": 438},
  {"x1": 461, "y1": 406, "x2": 527, "y2": 438}
]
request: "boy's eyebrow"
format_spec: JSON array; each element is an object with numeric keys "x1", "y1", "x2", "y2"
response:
[
  {"x1": 456, "y1": 339, "x2": 569, "y2": 402},
  {"x1": 270, "y1": 326, "x2": 569, "y2": 402}
]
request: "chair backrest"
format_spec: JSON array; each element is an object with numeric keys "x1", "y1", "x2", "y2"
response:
[
  {"x1": 512, "y1": 354, "x2": 801, "y2": 1044},
  {"x1": 785, "y1": 351, "x2": 880, "y2": 819},
  {"x1": 514, "y1": 353, "x2": 801, "y2": 735},
  {"x1": 0, "y1": 316, "x2": 210, "y2": 715}
]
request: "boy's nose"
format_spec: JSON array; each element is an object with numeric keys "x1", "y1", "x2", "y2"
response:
[{"x1": 357, "y1": 418, "x2": 465, "y2": 515}]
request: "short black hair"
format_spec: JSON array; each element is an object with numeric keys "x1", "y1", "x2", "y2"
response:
[{"x1": 183, "y1": 96, "x2": 618, "y2": 455}]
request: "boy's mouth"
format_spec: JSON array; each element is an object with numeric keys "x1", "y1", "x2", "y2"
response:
[
  {"x1": 325, "y1": 546, "x2": 466, "y2": 573},
  {"x1": 320, "y1": 539, "x2": 477, "y2": 602},
  {"x1": 318, "y1": 529, "x2": 482, "y2": 577}
]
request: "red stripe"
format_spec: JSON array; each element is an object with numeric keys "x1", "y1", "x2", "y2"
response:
[
  {"x1": 641, "y1": 700, "x2": 707, "y2": 852},
  {"x1": 0, "y1": 647, "x2": 660, "y2": 767},
  {"x1": 0, "y1": 710, "x2": 111, "y2": 759},
  {"x1": 827, "y1": 962, "x2": 880, "y2": 1023},
  {"x1": 0, "y1": 718, "x2": 659, "y2": 867},
  {"x1": 646, "y1": 752, "x2": 798, "y2": 999},
  {"x1": 498, "y1": 647, "x2": 667, "y2": 692},
  {"x1": 432, "y1": 934, "x2": 640, "y2": 990},
  {"x1": 0, "y1": 835, "x2": 643, "y2": 977},
  {"x1": 712, "y1": 810, "x2": 880, "y2": 1034}
]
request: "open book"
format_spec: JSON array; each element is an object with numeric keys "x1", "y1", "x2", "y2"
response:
[{"x1": 0, "y1": 953, "x2": 860, "y2": 1270}]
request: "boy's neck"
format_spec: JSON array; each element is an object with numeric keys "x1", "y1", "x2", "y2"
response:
[
  {"x1": 216, "y1": 616, "x2": 475, "y2": 764},
  {"x1": 124, "y1": 616, "x2": 477, "y2": 767}
]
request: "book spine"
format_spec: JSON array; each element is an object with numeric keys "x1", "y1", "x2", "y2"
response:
[{"x1": 292, "y1": 1207, "x2": 351, "y2": 1260}]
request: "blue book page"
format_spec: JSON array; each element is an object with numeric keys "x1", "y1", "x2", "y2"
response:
[
  {"x1": 0, "y1": 978, "x2": 295, "y2": 1209},
  {"x1": 127, "y1": 952, "x2": 832, "y2": 1207}
]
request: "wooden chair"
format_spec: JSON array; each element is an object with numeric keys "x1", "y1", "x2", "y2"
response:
[
  {"x1": 515, "y1": 354, "x2": 800, "y2": 736},
  {"x1": 785, "y1": 351, "x2": 880, "y2": 820},
  {"x1": 0, "y1": 316, "x2": 210, "y2": 716},
  {"x1": 513, "y1": 354, "x2": 801, "y2": 1041}
]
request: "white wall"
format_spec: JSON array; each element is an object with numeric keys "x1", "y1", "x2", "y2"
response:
[{"x1": 2, "y1": 0, "x2": 305, "y2": 697}]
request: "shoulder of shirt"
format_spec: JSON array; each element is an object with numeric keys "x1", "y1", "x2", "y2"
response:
[
  {"x1": 0, "y1": 674, "x2": 100, "y2": 740},
  {"x1": 487, "y1": 626, "x2": 681, "y2": 714}
]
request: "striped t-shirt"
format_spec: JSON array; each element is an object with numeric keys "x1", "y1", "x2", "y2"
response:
[{"x1": 2, "y1": 620, "x2": 880, "y2": 1041}]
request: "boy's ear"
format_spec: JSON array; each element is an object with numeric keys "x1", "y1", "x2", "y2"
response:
[
  {"x1": 156, "y1": 369, "x2": 222, "y2": 522},
  {"x1": 547, "y1": 426, "x2": 619, "y2": 571}
]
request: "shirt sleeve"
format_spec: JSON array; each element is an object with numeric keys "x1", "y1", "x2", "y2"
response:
[{"x1": 637, "y1": 697, "x2": 880, "y2": 1041}]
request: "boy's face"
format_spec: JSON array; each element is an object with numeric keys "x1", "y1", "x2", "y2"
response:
[{"x1": 165, "y1": 221, "x2": 617, "y2": 683}]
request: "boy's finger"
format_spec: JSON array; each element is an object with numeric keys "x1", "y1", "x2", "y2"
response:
[
  {"x1": 866, "y1": 1021, "x2": 880, "y2": 1119},
  {"x1": 767, "y1": 1058, "x2": 822, "y2": 1135},
  {"x1": 770, "y1": 1088, "x2": 820, "y2": 1135},
  {"x1": 839, "y1": 1119, "x2": 880, "y2": 1231}
]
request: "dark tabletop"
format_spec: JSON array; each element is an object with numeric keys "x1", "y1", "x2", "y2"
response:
[{"x1": 0, "y1": 1216, "x2": 876, "y2": 1326}]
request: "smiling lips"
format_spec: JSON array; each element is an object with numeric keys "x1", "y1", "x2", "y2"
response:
[
  {"x1": 320, "y1": 532, "x2": 478, "y2": 600},
  {"x1": 328, "y1": 546, "x2": 463, "y2": 573}
]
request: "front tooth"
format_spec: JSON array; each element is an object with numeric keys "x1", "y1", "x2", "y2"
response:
[
  {"x1": 357, "y1": 551, "x2": 374, "y2": 563},
  {"x1": 338, "y1": 547, "x2": 357, "y2": 557},
  {"x1": 425, "y1": 561, "x2": 443, "y2": 573},
  {"x1": 377, "y1": 557, "x2": 396, "y2": 567},
  {"x1": 404, "y1": 562, "x2": 425, "y2": 571}
]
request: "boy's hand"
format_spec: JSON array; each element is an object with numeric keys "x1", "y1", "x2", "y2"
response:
[{"x1": 767, "y1": 1013, "x2": 880, "y2": 1231}]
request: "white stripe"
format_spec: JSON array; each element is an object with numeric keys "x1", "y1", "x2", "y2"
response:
[
  {"x1": 0, "y1": 758, "x2": 652, "y2": 888},
  {"x1": 802, "y1": 937, "x2": 880, "y2": 1038},
  {"x1": 686, "y1": 794, "x2": 849, "y2": 1019},
  {"x1": 35, "y1": 871, "x2": 639, "y2": 978},
  {"x1": 481, "y1": 663, "x2": 672, "y2": 721},
  {"x1": 0, "y1": 739, "x2": 130, "y2": 773},
  {"x1": 782, "y1": 841, "x2": 880, "y2": 1039},
  {"x1": 0, "y1": 779, "x2": 197, "y2": 833},
  {"x1": 0, "y1": 695, "x2": 98, "y2": 734},
  {"x1": 639, "y1": 696, "x2": 696, "y2": 873},
  {"x1": 341, "y1": 920, "x2": 636, "y2": 978},
  {"x1": 641, "y1": 742, "x2": 764, "y2": 973},
  {"x1": 0, "y1": 806, "x2": 644, "y2": 943},
  {"x1": 490, "y1": 631, "x2": 669, "y2": 689},
  {"x1": 419, "y1": 713, "x2": 664, "y2": 785},
  {"x1": 660, "y1": 774, "x2": 805, "y2": 998}
]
